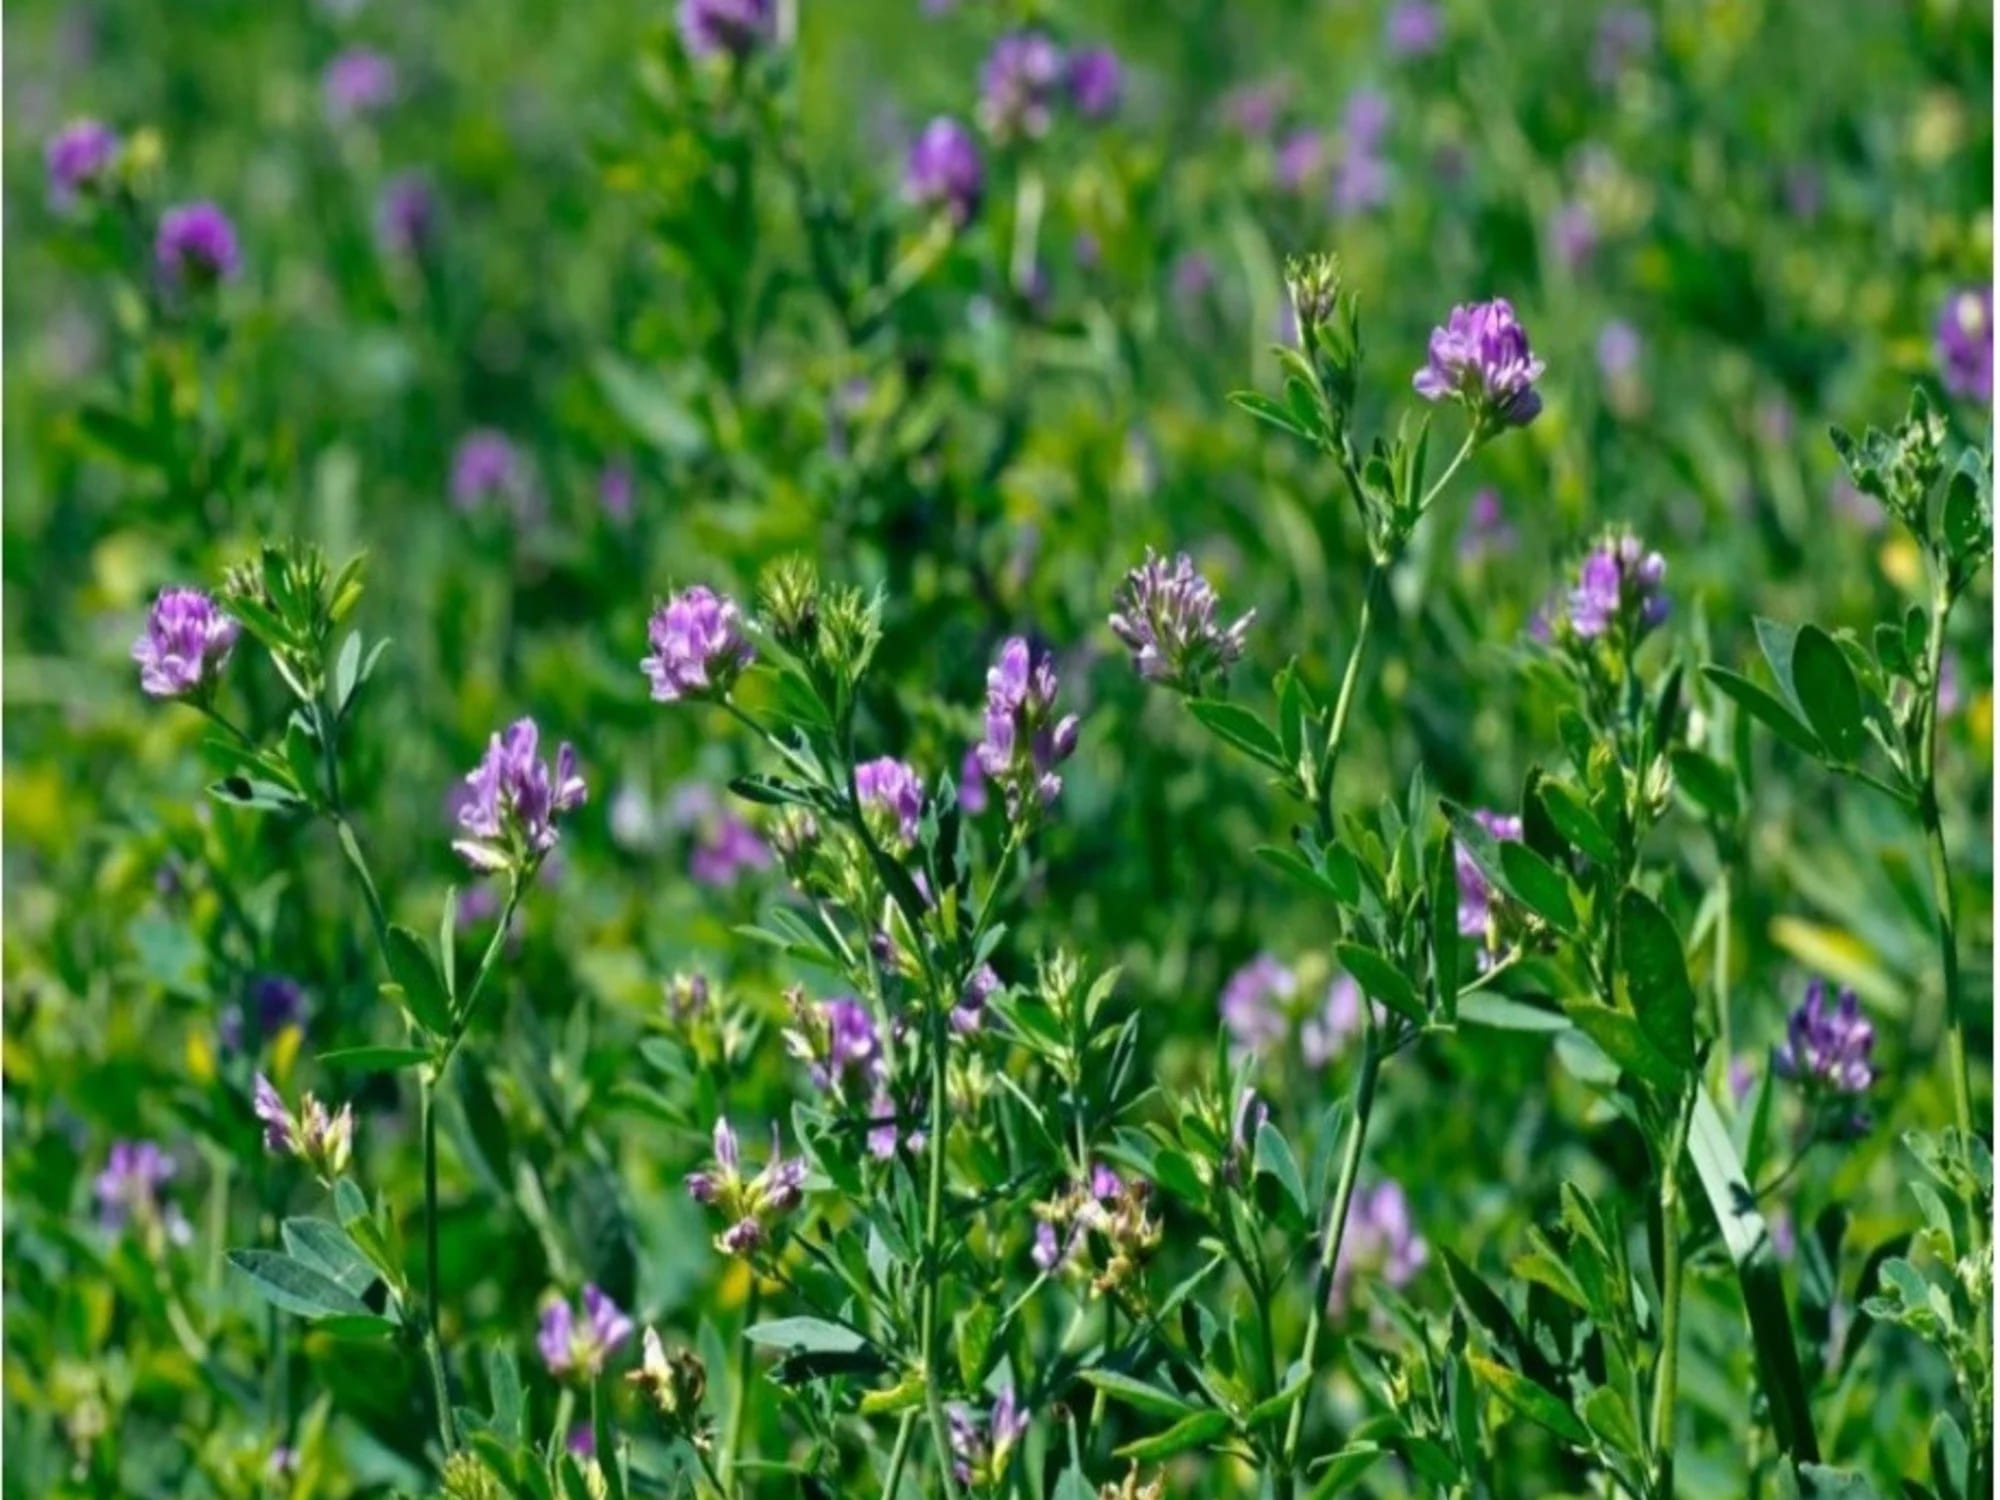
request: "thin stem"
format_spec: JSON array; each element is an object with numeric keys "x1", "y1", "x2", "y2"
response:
[
  {"x1": 1279, "y1": 1039, "x2": 1382, "y2": 1493},
  {"x1": 1009, "y1": 168, "x2": 1044, "y2": 299},
  {"x1": 1413, "y1": 428, "x2": 1482, "y2": 522},
  {"x1": 722, "y1": 1284, "x2": 759, "y2": 1492},
  {"x1": 974, "y1": 825, "x2": 1025, "y2": 938},
  {"x1": 918, "y1": 989, "x2": 966, "y2": 1500},
  {"x1": 1918, "y1": 584, "x2": 1976, "y2": 1148},
  {"x1": 1713, "y1": 869, "x2": 1734, "y2": 1102},
  {"x1": 420, "y1": 1073, "x2": 457, "y2": 1454},
  {"x1": 436, "y1": 877, "x2": 525, "y2": 1073},
  {"x1": 880, "y1": 1411, "x2": 919, "y2": 1500},
  {"x1": 1649, "y1": 1089, "x2": 1695, "y2": 1493},
  {"x1": 1313, "y1": 566, "x2": 1383, "y2": 838}
]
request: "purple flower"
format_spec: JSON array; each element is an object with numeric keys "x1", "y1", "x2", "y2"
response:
[
  {"x1": 1935, "y1": 286, "x2": 1993, "y2": 405},
  {"x1": 1221, "y1": 954, "x2": 1298, "y2": 1058},
  {"x1": 253, "y1": 1073, "x2": 355, "y2": 1179},
  {"x1": 132, "y1": 587, "x2": 239, "y2": 699},
  {"x1": 689, "y1": 813, "x2": 770, "y2": 887},
  {"x1": 979, "y1": 32, "x2": 1066, "y2": 142},
  {"x1": 1459, "y1": 488, "x2": 1517, "y2": 562},
  {"x1": 855, "y1": 756, "x2": 925, "y2": 848},
  {"x1": 95, "y1": 1141, "x2": 191, "y2": 1246},
  {"x1": 1455, "y1": 810, "x2": 1522, "y2": 957},
  {"x1": 1221, "y1": 80, "x2": 1286, "y2": 138},
  {"x1": 678, "y1": 0, "x2": 776, "y2": 58},
  {"x1": 1591, "y1": 7, "x2": 1655, "y2": 87},
  {"x1": 1552, "y1": 201, "x2": 1598, "y2": 270},
  {"x1": 46, "y1": 119, "x2": 119, "y2": 208},
  {"x1": 1413, "y1": 298, "x2": 1546, "y2": 430},
  {"x1": 1596, "y1": 319, "x2": 1642, "y2": 381},
  {"x1": 947, "y1": 1385, "x2": 1030, "y2": 1488},
  {"x1": 975, "y1": 637, "x2": 1080, "y2": 822},
  {"x1": 1566, "y1": 532, "x2": 1668, "y2": 640},
  {"x1": 1333, "y1": 148, "x2": 1392, "y2": 217},
  {"x1": 1774, "y1": 980, "x2": 1876, "y2": 1097},
  {"x1": 1331, "y1": 1180, "x2": 1428, "y2": 1309},
  {"x1": 1344, "y1": 89, "x2": 1392, "y2": 153},
  {"x1": 1275, "y1": 129, "x2": 1326, "y2": 192},
  {"x1": 537, "y1": 1284, "x2": 635, "y2": 1381},
  {"x1": 687, "y1": 1118, "x2": 808, "y2": 1255},
  {"x1": 1386, "y1": 2, "x2": 1444, "y2": 57},
  {"x1": 784, "y1": 994, "x2": 882, "y2": 1092},
  {"x1": 450, "y1": 430, "x2": 533, "y2": 515},
  {"x1": 453, "y1": 717, "x2": 587, "y2": 871},
  {"x1": 322, "y1": 48, "x2": 398, "y2": 124},
  {"x1": 1067, "y1": 47, "x2": 1123, "y2": 119},
  {"x1": 1301, "y1": 974, "x2": 1364, "y2": 1068},
  {"x1": 155, "y1": 201, "x2": 242, "y2": 286},
  {"x1": 1109, "y1": 548, "x2": 1255, "y2": 693},
  {"x1": 955, "y1": 964, "x2": 1000, "y2": 1034},
  {"x1": 958, "y1": 746, "x2": 989, "y2": 815},
  {"x1": 905, "y1": 117, "x2": 984, "y2": 226},
  {"x1": 219, "y1": 975, "x2": 308, "y2": 1055},
  {"x1": 1172, "y1": 252, "x2": 1217, "y2": 307},
  {"x1": 599, "y1": 459, "x2": 636, "y2": 524},
  {"x1": 643, "y1": 586, "x2": 756, "y2": 702},
  {"x1": 375, "y1": 172, "x2": 436, "y2": 257}
]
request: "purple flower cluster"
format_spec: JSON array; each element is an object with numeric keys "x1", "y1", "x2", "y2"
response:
[
  {"x1": 1108, "y1": 548, "x2": 1255, "y2": 694},
  {"x1": 1067, "y1": 47, "x2": 1124, "y2": 120},
  {"x1": 905, "y1": 117, "x2": 984, "y2": 225},
  {"x1": 947, "y1": 1386, "x2": 1030, "y2": 1489},
  {"x1": 784, "y1": 993, "x2": 882, "y2": 1093},
  {"x1": 375, "y1": 172, "x2": 436, "y2": 257},
  {"x1": 46, "y1": 119, "x2": 119, "y2": 208},
  {"x1": 1032, "y1": 1162, "x2": 1124, "y2": 1272},
  {"x1": 95, "y1": 1141, "x2": 192, "y2": 1246},
  {"x1": 1385, "y1": 1, "x2": 1445, "y2": 58},
  {"x1": 643, "y1": 586, "x2": 756, "y2": 702},
  {"x1": 1301, "y1": 974, "x2": 1364, "y2": 1069},
  {"x1": 1221, "y1": 954, "x2": 1297, "y2": 1057},
  {"x1": 1774, "y1": 980, "x2": 1876, "y2": 1097},
  {"x1": 1333, "y1": 91, "x2": 1393, "y2": 217},
  {"x1": 450, "y1": 430, "x2": 534, "y2": 515},
  {"x1": 685, "y1": 1118, "x2": 808, "y2": 1255},
  {"x1": 977, "y1": 32, "x2": 1067, "y2": 141},
  {"x1": 1935, "y1": 285, "x2": 1993, "y2": 405},
  {"x1": 955, "y1": 964, "x2": 1000, "y2": 1035},
  {"x1": 1455, "y1": 809, "x2": 1522, "y2": 960},
  {"x1": 689, "y1": 812, "x2": 771, "y2": 887},
  {"x1": 1331, "y1": 1180, "x2": 1428, "y2": 1309},
  {"x1": 1414, "y1": 298, "x2": 1545, "y2": 430},
  {"x1": 133, "y1": 587, "x2": 240, "y2": 699},
  {"x1": 322, "y1": 48, "x2": 398, "y2": 124},
  {"x1": 537, "y1": 1285, "x2": 634, "y2": 1381},
  {"x1": 678, "y1": 0, "x2": 777, "y2": 58},
  {"x1": 975, "y1": 637, "x2": 1080, "y2": 823},
  {"x1": 856, "y1": 755, "x2": 925, "y2": 848},
  {"x1": 1567, "y1": 532, "x2": 1669, "y2": 640},
  {"x1": 453, "y1": 717, "x2": 587, "y2": 871},
  {"x1": 252, "y1": 1074, "x2": 355, "y2": 1180},
  {"x1": 155, "y1": 201, "x2": 243, "y2": 286}
]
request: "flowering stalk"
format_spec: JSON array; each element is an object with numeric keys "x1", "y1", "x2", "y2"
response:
[
  {"x1": 1917, "y1": 573, "x2": 1975, "y2": 1153},
  {"x1": 1649, "y1": 1086, "x2": 1696, "y2": 1495}
]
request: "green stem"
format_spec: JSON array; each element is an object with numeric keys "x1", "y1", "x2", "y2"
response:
[
  {"x1": 1649, "y1": 1089, "x2": 1694, "y2": 1493},
  {"x1": 436, "y1": 877, "x2": 525, "y2": 1073},
  {"x1": 918, "y1": 988, "x2": 965, "y2": 1500},
  {"x1": 1279, "y1": 1039, "x2": 1382, "y2": 1493},
  {"x1": 1413, "y1": 429, "x2": 1482, "y2": 522},
  {"x1": 722, "y1": 1284, "x2": 759, "y2": 1493},
  {"x1": 1313, "y1": 566, "x2": 1383, "y2": 839},
  {"x1": 880, "y1": 1411, "x2": 919, "y2": 1500},
  {"x1": 1918, "y1": 587, "x2": 1977, "y2": 1148},
  {"x1": 421, "y1": 1073, "x2": 457, "y2": 1454}
]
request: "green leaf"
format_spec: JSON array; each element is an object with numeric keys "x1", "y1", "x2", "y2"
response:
[
  {"x1": 1467, "y1": 1355, "x2": 1589, "y2": 1447},
  {"x1": 1791, "y1": 626, "x2": 1867, "y2": 764},
  {"x1": 1254, "y1": 845, "x2": 1348, "y2": 905},
  {"x1": 1686, "y1": 1091, "x2": 1819, "y2": 1462},
  {"x1": 592, "y1": 352, "x2": 705, "y2": 456},
  {"x1": 1439, "y1": 1247, "x2": 1527, "y2": 1360},
  {"x1": 227, "y1": 1249, "x2": 374, "y2": 1321},
  {"x1": 318, "y1": 1045, "x2": 432, "y2": 1073},
  {"x1": 743, "y1": 1318, "x2": 868, "y2": 1355},
  {"x1": 1456, "y1": 993, "x2": 1569, "y2": 1031},
  {"x1": 1499, "y1": 842, "x2": 1579, "y2": 934},
  {"x1": 280, "y1": 1219, "x2": 380, "y2": 1300},
  {"x1": 1429, "y1": 835, "x2": 1459, "y2": 1020},
  {"x1": 1242, "y1": 1365, "x2": 1311, "y2": 1429},
  {"x1": 1701, "y1": 667, "x2": 1823, "y2": 757},
  {"x1": 1941, "y1": 465, "x2": 1990, "y2": 567},
  {"x1": 1077, "y1": 1369, "x2": 1197, "y2": 1420},
  {"x1": 489, "y1": 1343, "x2": 524, "y2": 1440},
  {"x1": 1229, "y1": 390, "x2": 1315, "y2": 442},
  {"x1": 207, "y1": 776, "x2": 310, "y2": 815},
  {"x1": 1930, "y1": 1411, "x2": 1970, "y2": 1500},
  {"x1": 1561, "y1": 1002, "x2": 1684, "y2": 1092},
  {"x1": 1754, "y1": 617, "x2": 1803, "y2": 707},
  {"x1": 1617, "y1": 890, "x2": 1697, "y2": 1069},
  {"x1": 1113, "y1": 1407, "x2": 1233, "y2": 1462},
  {"x1": 1306, "y1": 1444, "x2": 1386, "y2": 1499},
  {"x1": 384, "y1": 925, "x2": 452, "y2": 1036},
  {"x1": 1580, "y1": 1385, "x2": 1644, "y2": 1460},
  {"x1": 1335, "y1": 943, "x2": 1425, "y2": 1026},
  {"x1": 1187, "y1": 699, "x2": 1288, "y2": 772},
  {"x1": 1535, "y1": 779, "x2": 1618, "y2": 864},
  {"x1": 1670, "y1": 749, "x2": 1739, "y2": 823},
  {"x1": 1253, "y1": 1120, "x2": 1311, "y2": 1221}
]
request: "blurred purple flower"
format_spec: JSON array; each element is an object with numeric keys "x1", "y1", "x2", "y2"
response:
[
  {"x1": 322, "y1": 48, "x2": 398, "y2": 124},
  {"x1": 46, "y1": 119, "x2": 118, "y2": 208},
  {"x1": 1551, "y1": 201, "x2": 1597, "y2": 270},
  {"x1": 133, "y1": 587, "x2": 239, "y2": 699},
  {"x1": 1301, "y1": 974, "x2": 1364, "y2": 1068},
  {"x1": 453, "y1": 717, "x2": 586, "y2": 871},
  {"x1": 1596, "y1": 319, "x2": 1642, "y2": 380},
  {"x1": 678, "y1": 0, "x2": 777, "y2": 58},
  {"x1": 374, "y1": 172, "x2": 436, "y2": 257},
  {"x1": 95, "y1": 1141, "x2": 192, "y2": 1246},
  {"x1": 1385, "y1": 2, "x2": 1444, "y2": 58},
  {"x1": 856, "y1": 756, "x2": 925, "y2": 848},
  {"x1": 1459, "y1": 488, "x2": 1517, "y2": 562},
  {"x1": 643, "y1": 586, "x2": 756, "y2": 702},
  {"x1": 1275, "y1": 129, "x2": 1326, "y2": 192},
  {"x1": 955, "y1": 964, "x2": 999, "y2": 1034},
  {"x1": 905, "y1": 117, "x2": 984, "y2": 225},
  {"x1": 599, "y1": 458, "x2": 636, "y2": 524},
  {"x1": 1455, "y1": 810, "x2": 1522, "y2": 953},
  {"x1": 1220, "y1": 80, "x2": 1286, "y2": 138},
  {"x1": 155, "y1": 201, "x2": 242, "y2": 286},
  {"x1": 1591, "y1": 7, "x2": 1655, "y2": 86},
  {"x1": 1343, "y1": 89, "x2": 1392, "y2": 153},
  {"x1": 958, "y1": 746, "x2": 989, "y2": 815},
  {"x1": 689, "y1": 813, "x2": 770, "y2": 887},
  {"x1": 1568, "y1": 532, "x2": 1668, "y2": 640},
  {"x1": 1221, "y1": 954, "x2": 1297, "y2": 1057},
  {"x1": 979, "y1": 32, "x2": 1066, "y2": 141},
  {"x1": 1068, "y1": 47, "x2": 1123, "y2": 119},
  {"x1": 219, "y1": 975, "x2": 308, "y2": 1054},
  {"x1": 1935, "y1": 285, "x2": 1993, "y2": 405},
  {"x1": 537, "y1": 1285, "x2": 634, "y2": 1381},
  {"x1": 450, "y1": 430, "x2": 531, "y2": 513},
  {"x1": 1413, "y1": 299, "x2": 1545, "y2": 429},
  {"x1": 948, "y1": 1385, "x2": 1029, "y2": 1488},
  {"x1": 1333, "y1": 149, "x2": 1392, "y2": 216},
  {"x1": 1331, "y1": 1180, "x2": 1428, "y2": 1309}
]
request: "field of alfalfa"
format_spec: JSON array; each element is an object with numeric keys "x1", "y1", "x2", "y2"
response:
[{"x1": 3, "y1": 1, "x2": 1994, "y2": 1497}]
